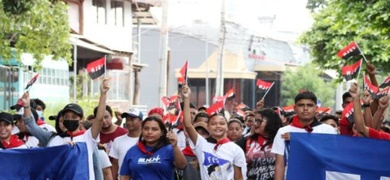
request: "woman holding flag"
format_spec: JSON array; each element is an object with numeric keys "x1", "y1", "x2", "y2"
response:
[{"x1": 182, "y1": 84, "x2": 246, "y2": 180}]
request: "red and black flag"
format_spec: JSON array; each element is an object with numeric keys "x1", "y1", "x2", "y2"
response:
[
  {"x1": 180, "y1": 60, "x2": 189, "y2": 84},
  {"x1": 341, "y1": 102, "x2": 354, "y2": 126},
  {"x1": 341, "y1": 59, "x2": 362, "y2": 81},
  {"x1": 337, "y1": 42, "x2": 361, "y2": 60},
  {"x1": 256, "y1": 79, "x2": 273, "y2": 92},
  {"x1": 379, "y1": 75, "x2": 390, "y2": 88},
  {"x1": 161, "y1": 95, "x2": 179, "y2": 111},
  {"x1": 163, "y1": 112, "x2": 182, "y2": 130},
  {"x1": 235, "y1": 102, "x2": 248, "y2": 110},
  {"x1": 282, "y1": 105, "x2": 295, "y2": 113},
  {"x1": 25, "y1": 73, "x2": 39, "y2": 91},
  {"x1": 224, "y1": 88, "x2": 235, "y2": 101},
  {"x1": 374, "y1": 87, "x2": 390, "y2": 100},
  {"x1": 363, "y1": 74, "x2": 379, "y2": 96},
  {"x1": 316, "y1": 107, "x2": 331, "y2": 114},
  {"x1": 207, "y1": 101, "x2": 224, "y2": 116},
  {"x1": 86, "y1": 57, "x2": 105, "y2": 80}
]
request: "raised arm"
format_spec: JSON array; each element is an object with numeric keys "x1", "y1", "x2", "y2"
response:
[
  {"x1": 350, "y1": 83, "x2": 369, "y2": 137},
  {"x1": 362, "y1": 90, "x2": 373, "y2": 128},
  {"x1": 372, "y1": 96, "x2": 389, "y2": 130},
  {"x1": 22, "y1": 92, "x2": 53, "y2": 145},
  {"x1": 114, "y1": 111, "x2": 123, "y2": 126},
  {"x1": 182, "y1": 84, "x2": 198, "y2": 145},
  {"x1": 91, "y1": 79, "x2": 110, "y2": 139},
  {"x1": 167, "y1": 131, "x2": 187, "y2": 169},
  {"x1": 255, "y1": 98, "x2": 265, "y2": 111},
  {"x1": 366, "y1": 63, "x2": 379, "y2": 115}
]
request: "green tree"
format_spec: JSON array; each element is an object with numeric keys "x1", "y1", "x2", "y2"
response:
[
  {"x1": 306, "y1": 0, "x2": 327, "y2": 12},
  {"x1": 300, "y1": 0, "x2": 390, "y2": 76},
  {"x1": 281, "y1": 63, "x2": 336, "y2": 108},
  {"x1": 0, "y1": 0, "x2": 71, "y2": 68}
]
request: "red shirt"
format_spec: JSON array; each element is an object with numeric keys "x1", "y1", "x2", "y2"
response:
[
  {"x1": 368, "y1": 128, "x2": 390, "y2": 140},
  {"x1": 100, "y1": 126, "x2": 128, "y2": 144}
]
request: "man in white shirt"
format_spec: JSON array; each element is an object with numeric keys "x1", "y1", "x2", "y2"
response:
[
  {"x1": 109, "y1": 108, "x2": 143, "y2": 180},
  {"x1": 271, "y1": 90, "x2": 336, "y2": 180}
]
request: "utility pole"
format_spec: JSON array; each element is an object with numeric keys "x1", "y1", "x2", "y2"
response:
[
  {"x1": 158, "y1": 0, "x2": 169, "y2": 107},
  {"x1": 205, "y1": 34, "x2": 209, "y2": 106},
  {"x1": 214, "y1": 0, "x2": 226, "y2": 98}
]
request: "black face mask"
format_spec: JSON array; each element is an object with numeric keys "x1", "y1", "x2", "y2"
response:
[{"x1": 63, "y1": 120, "x2": 79, "y2": 132}]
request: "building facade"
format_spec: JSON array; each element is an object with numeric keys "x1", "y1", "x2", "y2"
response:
[{"x1": 66, "y1": 0, "x2": 157, "y2": 112}]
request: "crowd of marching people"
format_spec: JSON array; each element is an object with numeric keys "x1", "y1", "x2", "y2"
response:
[{"x1": 0, "y1": 61, "x2": 389, "y2": 180}]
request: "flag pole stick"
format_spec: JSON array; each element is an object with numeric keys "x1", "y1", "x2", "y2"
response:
[
  {"x1": 104, "y1": 55, "x2": 107, "y2": 79},
  {"x1": 356, "y1": 59, "x2": 363, "y2": 82},
  {"x1": 356, "y1": 44, "x2": 369, "y2": 63},
  {"x1": 261, "y1": 82, "x2": 274, "y2": 100},
  {"x1": 185, "y1": 60, "x2": 189, "y2": 83}
]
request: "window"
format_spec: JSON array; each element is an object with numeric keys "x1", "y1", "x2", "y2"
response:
[
  {"x1": 111, "y1": 0, "x2": 124, "y2": 26},
  {"x1": 92, "y1": 0, "x2": 107, "y2": 24}
]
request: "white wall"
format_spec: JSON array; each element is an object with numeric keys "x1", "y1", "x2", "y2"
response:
[{"x1": 82, "y1": 0, "x2": 133, "y2": 52}]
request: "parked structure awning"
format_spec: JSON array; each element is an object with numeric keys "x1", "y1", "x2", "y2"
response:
[
  {"x1": 176, "y1": 50, "x2": 257, "y2": 79},
  {"x1": 70, "y1": 34, "x2": 115, "y2": 55}
]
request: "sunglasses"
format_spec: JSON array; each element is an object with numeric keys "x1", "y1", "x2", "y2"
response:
[{"x1": 255, "y1": 118, "x2": 263, "y2": 124}]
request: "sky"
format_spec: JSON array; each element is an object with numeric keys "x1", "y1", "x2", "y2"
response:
[{"x1": 149, "y1": 0, "x2": 313, "y2": 41}]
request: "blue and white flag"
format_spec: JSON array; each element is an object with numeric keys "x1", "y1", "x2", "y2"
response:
[
  {"x1": 0, "y1": 143, "x2": 89, "y2": 179},
  {"x1": 287, "y1": 133, "x2": 390, "y2": 180}
]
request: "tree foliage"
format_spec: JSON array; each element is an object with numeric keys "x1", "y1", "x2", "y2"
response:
[
  {"x1": 281, "y1": 63, "x2": 336, "y2": 108},
  {"x1": 306, "y1": 0, "x2": 327, "y2": 12},
  {"x1": 300, "y1": 0, "x2": 390, "y2": 77},
  {"x1": 0, "y1": 0, "x2": 71, "y2": 69}
]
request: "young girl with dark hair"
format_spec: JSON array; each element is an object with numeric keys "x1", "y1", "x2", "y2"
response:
[
  {"x1": 236, "y1": 108, "x2": 283, "y2": 180},
  {"x1": 182, "y1": 84, "x2": 246, "y2": 180},
  {"x1": 120, "y1": 116, "x2": 187, "y2": 180}
]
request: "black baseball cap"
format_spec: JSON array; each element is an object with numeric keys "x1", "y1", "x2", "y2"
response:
[
  {"x1": 10, "y1": 99, "x2": 37, "y2": 111},
  {"x1": 0, "y1": 112, "x2": 14, "y2": 125},
  {"x1": 62, "y1": 103, "x2": 83, "y2": 117}
]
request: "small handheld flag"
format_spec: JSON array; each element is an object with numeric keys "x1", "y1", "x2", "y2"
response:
[
  {"x1": 374, "y1": 87, "x2": 390, "y2": 100},
  {"x1": 161, "y1": 95, "x2": 179, "y2": 108},
  {"x1": 235, "y1": 102, "x2": 249, "y2": 110},
  {"x1": 25, "y1": 73, "x2": 39, "y2": 91},
  {"x1": 337, "y1": 42, "x2": 361, "y2": 60},
  {"x1": 341, "y1": 59, "x2": 362, "y2": 81},
  {"x1": 341, "y1": 102, "x2": 354, "y2": 125},
  {"x1": 282, "y1": 105, "x2": 295, "y2": 113},
  {"x1": 180, "y1": 61, "x2": 189, "y2": 83},
  {"x1": 256, "y1": 79, "x2": 274, "y2": 99},
  {"x1": 224, "y1": 88, "x2": 235, "y2": 101},
  {"x1": 207, "y1": 101, "x2": 224, "y2": 116},
  {"x1": 316, "y1": 107, "x2": 331, "y2": 114},
  {"x1": 86, "y1": 57, "x2": 105, "y2": 80},
  {"x1": 363, "y1": 74, "x2": 379, "y2": 96},
  {"x1": 379, "y1": 76, "x2": 390, "y2": 88}
]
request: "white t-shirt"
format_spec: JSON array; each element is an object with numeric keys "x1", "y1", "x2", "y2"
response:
[
  {"x1": 271, "y1": 123, "x2": 336, "y2": 156},
  {"x1": 48, "y1": 129, "x2": 99, "y2": 180},
  {"x1": 39, "y1": 123, "x2": 56, "y2": 133},
  {"x1": 173, "y1": 129, "x2": 186, "y2": 150},
  {"x1": 271, "y1": 123, "x2": 336, "y2": 178},
  {"x1": 189, "y1": 135, "x2": 247, "y2": 180},
  {"x1": 109, "y1": 134, "x2": 138, "y2": 170},
  {"x1": 24, "y1": 135, "x2": 40, "y2": 148},
  {"x1": 99, "y1": 149, "x2": 112, "y2": 169}
]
